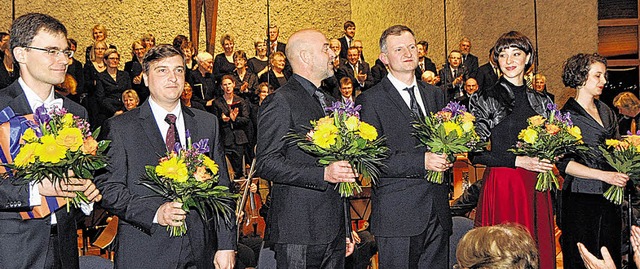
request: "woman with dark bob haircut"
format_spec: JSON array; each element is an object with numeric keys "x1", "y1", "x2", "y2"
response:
[
  {"x1": 469, "y1": 31, "x2": 556, "y2": 268},
  {"x1": 455, "y1": 223, "x2": 539, "y2": 269},
  {"x1": 557, "y1": 53, "x2": 629, "y2": 269}
]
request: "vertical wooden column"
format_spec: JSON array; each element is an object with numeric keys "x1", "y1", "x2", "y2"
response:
[{"x1": 188, "y1": 0, "x2": 219, "y2": 54}]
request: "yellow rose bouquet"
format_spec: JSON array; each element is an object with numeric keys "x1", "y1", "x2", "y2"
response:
[
  {"x1": 412, "y1": 101, "x2": 486, "y2": 184},
  {"x1": 509, "y1": 103, "x2": 585, "y2": 191},
  {"x1": 285, "y1": 100, "x2": 388, "y2": 197},
  {"x1": 141, "y1": 130, "x2": 238, "y2": 237},
  {"x1": 598, "y1": 133, "x2": 640, "y2": 205},
  {"x1": 5, "y1": 105, "x2": 109, "y2": 210}
]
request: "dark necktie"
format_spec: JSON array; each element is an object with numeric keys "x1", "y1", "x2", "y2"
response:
[
  {"x1": 314, "y1": 89, "x2": 328, "y2": 116},
  {"x1": 404, "y1": 86, "x2": 423, "y2": 119},
  {"x1": 165, "y1": 114, "x2": 180, "y2": 151}
]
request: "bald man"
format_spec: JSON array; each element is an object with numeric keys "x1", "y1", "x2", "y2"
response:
[{"x1": 256, "y1": 29, "x2": 357, "y2": 268}]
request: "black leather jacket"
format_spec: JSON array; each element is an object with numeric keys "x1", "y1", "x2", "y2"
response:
[{"x1": 469, "y1": 77, "x2": 554, "y2": 142}]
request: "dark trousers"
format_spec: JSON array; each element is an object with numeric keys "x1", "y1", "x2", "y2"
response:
[
  {"x1": 561, "y1": 191, "x2": 622, "y2": 269},
  {"x1": 44, "y1": 232, "x2": 62, "y2": 269},
  {"x1": 376, "y1": 214, "x2": 448, "y2": 269},
  {"x1": 273, "y1": 231, "x2": 346, "y2": 269}
]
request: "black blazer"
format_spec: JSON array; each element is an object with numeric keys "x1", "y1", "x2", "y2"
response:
[
  {"x1": 462, "y1": 53, "x2": 479, "y2": 78},
  {"x1": 95, "y1": 101, "x2": 236, "y2": 268},
  {"x1": 211, "y1": 96, "x2": 251, "y2": 147},
  {"x1": 356, "y1": 77, "x2": 452, "y2": 237},
  {"x1": 414, "y1": 57, "x2": 437, "y2": 78},
  {"x1": 439, "y1": 64, "x2": 468, "y2": 102},
  {"x1": 558, "y1": 98, "x2": 619, "y2": 194},
  {"x1": 213, "y1": 53, "x2": 236, "y2": 82},
  {"x1": 259, "y1": 69, "x2": 291, "y2": 91},
  {"x1": 475, "y1": 62, "x2": 499, "y2": 92},
  {"x1": 255, "y1": 75, "x2": 344, "y2": 245},
  {"x1": 95, "y1": 70, "x2": 132, "y2": 115},
  {"x1": 336, "y1": 61, "x2": 374, "y2": 92},
  {"x1": 0, "y1": 81, "x2": 88, "y2": 269}
]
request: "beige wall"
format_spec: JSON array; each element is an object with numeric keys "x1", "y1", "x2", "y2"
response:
[{"x1": 1, "y1": 0, "x2": 596, "y2": 105}]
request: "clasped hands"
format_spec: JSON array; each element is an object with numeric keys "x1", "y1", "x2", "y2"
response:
[{"x1": 38, "y1": 170, "x2": 101, "y2": 202}]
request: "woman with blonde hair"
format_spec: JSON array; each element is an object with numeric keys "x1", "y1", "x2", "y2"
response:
[
  {"x1": 455, "y1": 224, "x2": 539, "y2": 269},
  {"x1": 84, "y1": 24, "x2": 116, "y2": 61},
  {"x1": 613, "y1": 91, "x2": 640, "y2": 135},
  {"x1": 213, "y1": 33, "x2": 237, "y2": 81}
]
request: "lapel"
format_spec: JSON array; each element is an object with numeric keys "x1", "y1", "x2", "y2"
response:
[
  {"x1": 565, "y1": 98, "x2": 606, "y2": 131},
  {"x1": 381, "y1": 77, "x2": 414, "y2": 121},
  {"x1": 182, "y1": 105, "x2": 198, "y2": 145},
  {"x1": 4, "y1": 82, "x2": 32, "y2": 115},
  {"x1": 138, "y1": 101, "x2": 169, "y2": 154},
  {"x1": 417, "y1": 82, "x2": 436, "y2": 114}
]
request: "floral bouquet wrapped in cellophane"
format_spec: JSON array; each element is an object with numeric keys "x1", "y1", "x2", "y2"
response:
[
  {"x1": 412, "y1": 101, "x2": 486, "y2": 184},
  {"x1": 141, "y1": 131, "x2": 238, "y2": 237},
  {"x1": 285, "y1": 100, "x2": 388, "y2": 197},
  {"x1": 598, "y1": 132, "x2": 640, "y2": 205},
  {"x1": 510, "y1": 103, "x2": 585, "y2": 191},
  {"x1": 6, "y1": 105, "x2": 110, "y2": 210}
]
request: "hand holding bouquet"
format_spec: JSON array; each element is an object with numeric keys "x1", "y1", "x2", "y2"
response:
[
  {"x1": 141, "y1": 131, "x2": 238, "y2": 236},
  {"x1": 412, "y1": 101, "x2": 485, "y2": 184},
  {"x1": 599, "y1": 133, "x2": 640, "y2": 205},
  {"x1": 285, "y1": 100, "x2": 388, "y2": 197},
  {"x1": 6, "y1": 105, "x2": 109, "y2": 210},
  {"x1": 510, "y1": 103, "x2": 585, "y2": 191}
]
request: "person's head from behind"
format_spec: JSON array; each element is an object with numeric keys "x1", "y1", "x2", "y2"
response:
[
  {"x1": 340, "y1": 77, "x2": 353, "y2": 99},
  {"x1": 142, "y1": 44, "x2": 185, "y2": 108},
  {"x1": 456, "y1": 223, "x2": 539, "y2": 269},
  {"x1": 11, "y1": 13, "x2": 70, "y2": 87},
  {"x1": 122, "y1": 89, "x2": 139, "y2": 111},
  {"x1": 492, "y1": 31, "x2": 534, "y2": 82},
  {"x1": 378, "y1": 25, "x2": 418, "y2": 75},
  {"x1": 613, "y1": 91, "x2": 640, "y2": 118}
]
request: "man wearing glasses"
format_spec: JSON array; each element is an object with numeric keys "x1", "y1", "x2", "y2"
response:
[{"x1": 0, "y1": 13, "x2": 101, "y2": 269}]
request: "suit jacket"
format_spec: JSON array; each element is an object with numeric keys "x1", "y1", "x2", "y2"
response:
[
  {"x1": 124, "y1": 58, "x2": 149, "y2": 102},
  {"x1": 438, "y1": 64, "x2": 468, "y2": 102},
  {"x1": 462, "y1": 53, "x2": 479, "y2": 78},
  {"x1": 0, "y1": 80, "x2": 88, "y2": 269},
  {"x1": 95, "y1": 70, "x2": 132, "y2": 116},
  {"x1": 255, "y1": 75, "x2": 343, "y2": 245},
  {"x1": 211, "y1": 95, "x2": 251, "y2": 147},
  {"x1": 95, "y1": 101, "x2": 236, "y2": 268},
  {"x1": 336, "y1": 61, "x2": 374, "y2": 92},
  {"x1": 338, "y1": 36, "x2": 351, "y2": 60},
  {"x1": 356, "y1": 77, "x2": 452, "y2": 237},
  {"x1": 269, "y1": 41, "x2": 287, "y2": 54},
  {"x1": 259, "y1": 69, "x2": 292, "y2": 91},
  {"x1": 371, "y1": 59, "x2": 388, "y2": 86},
  {"x1": 475, "y1": 62, "x2": 499, "y2": 92},
  {"x1": 414, "y1": 57, "x2": 437, "y2": 78}
]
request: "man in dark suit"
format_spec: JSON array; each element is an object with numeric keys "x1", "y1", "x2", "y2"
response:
[
  {"x1": 439, "y1": 50, "x2": 468, "y2": 102},
  {"x1": 0, "y1": 13, "x2": 102, "y2": 269},
  {"x1": 256, "y1": 29, "x2": 357, "y2": 268},
  {"x1": 475, "y1": 48, "x2": 499, "y2": 92},
  {"x1": 95, "y1": 45, "x2": 236, "y2": 269},
  {"x1": 356, "y1": 25, "x2": 452, "y2": 269},
  {"x1": 338, "y1": 21, "x2": 356, "y2": 59},
  {"x1": 415, "y1": 40, "x2": 437, "y2": 81},
  {"x1": 459, "y1": 37, "x2": 479, "y2": 78},
  {"x1": 336, "y1": 47, "x2": 373, "y2": 95},
  {"x1": 268, "y1": 25, "x2": 286, "y2": 55}
]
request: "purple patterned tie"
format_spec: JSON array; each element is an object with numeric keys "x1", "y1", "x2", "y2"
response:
[{"x1": 164, "y1": 114, "x2": 180, "y2": 151}]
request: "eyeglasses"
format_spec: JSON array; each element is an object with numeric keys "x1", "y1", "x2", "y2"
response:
[
  {"x1": 107, "y1": 57, "x2": 120, "y2": 61},
  {"x1": 24, "y1": 46, "x2": 74, "y2": 58}
]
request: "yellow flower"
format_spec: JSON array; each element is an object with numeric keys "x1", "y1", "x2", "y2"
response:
[
  {"x1": 61, "y1": 113, "x2": 74, "y2": 128},
  {"x1": 345, "y1": 116, "x2": 360, "y2": 131},
  {"x1": 545, "y1": 124, "x2": 560, "y2": 135},
  {"x1": 461, "y1": 112, "x2": 475, "y2": 123},
  {"x1": 313, "y1": 123, "x2": 338, "y2": 148},
  {"x1": 22, "y1": 128, "x2": 38, "y2": 142},
  {"x1": 81, "y1": 136, "x2": 99, "y2": 156},
  {"x1": 567, "y1": 126, "x2": 582, "y2": 141},
  {"x1": 202, "y1": 155, "x2": 219, "y2": 175},
  {"x1": 316, "y1": 116, "x2": 334, "y2": 127},
  {"x1": 156, "y1": 156, "x2": 189, "y2": 182},
  {"x1": 519, "y1": 128, "x2": 538, "y2": 144},
  {"x1": 35, "y1": 135, "x2": 67, "y2": 163},
  {"x1": 626, "y1": 135, "x2": 640, "y2": 147},
  {"x1": 605, "y1": 139, "x2": 620, "y2": 148},
  {"x1": 443, "y1": 121, "x2": 463, "y2": 136},
  {"x1": 194, "y1": 166, "x2": 212, "y2": 182},
  {"x1": 56, "y1": 127, "x2": 84, "y2": 151},
  {"x1": 461, "y1": 121, "x2": 474, "y2": 133},
  {"x1": 528, "y1": 115, "x2": 545, "y2": 127},
  {"x1": 14, "y1": 143, "x2": 38, "y2": 167},
  {"x1": 358, "y1": 122, "x2": 378, "y2": 141}
]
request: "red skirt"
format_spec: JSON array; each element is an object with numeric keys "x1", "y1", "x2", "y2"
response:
[{"x1": 476, "y1": 167, "x2": 556, "y2": 269}]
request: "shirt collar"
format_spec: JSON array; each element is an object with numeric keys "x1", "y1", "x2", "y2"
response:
[
  {"x1": 292, "y1": 74, "x2": 319, "y2": 97},
  {"x1": 149, "y1": 97, "x2": 182, "y2": 121},
  {"x1": 386, "y1": 73, "x2": 417, "y2": 91},
  {"x1": 18, "y1": 77, "x2": 57, "y2": 112}
]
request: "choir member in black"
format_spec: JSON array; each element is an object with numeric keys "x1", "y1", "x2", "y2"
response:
[
  {"x1": 247, "y1": 39, "x2": 269, "y2": 78},
  {"x1": 232, "y1": 50, "x2": 259, "y2": 104},
  {"x1": 95, "y1": 49, "x2": 131, "y2": 128},
  {"x1": 557, "y1": 53, "x2": 629, "y2": 269},
  {"x1": 124, "y1": 40, "x2": 149, "y2": 102},
  {"x1": 613, "y1": 91, "x2": 640, "y2": 135},
  {"x1": 258, "y1": 51, "x2": 290, "y2": 91},
  {"x1": 213, "y1": 34, "x2": 237, "y2": 82}
]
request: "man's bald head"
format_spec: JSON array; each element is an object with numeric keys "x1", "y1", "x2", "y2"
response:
[{"x1": 286, "y1": 29, "x2": 335, "y2": 86}]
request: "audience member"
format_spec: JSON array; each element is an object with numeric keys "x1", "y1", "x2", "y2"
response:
[
  {"x1": 0, "y1": 34, "x2": 18, "y2": 88},
  {"x1": 84, "y1": 24, "x2": 116, "y2": 62},
  {"x1": 534, "y1": 73, "x2": 554, "y2": 101},
  {"x1": 339, "y1": 77, "x2": 355, "y2": 102},
  {"x1": 95, "y1": 48, "x2": 132, "y2": 127},
  {"x1": 213, "y1": 33, "x2": 237, "y2": 81},
  {"x1": 181, "y1": 82, "x2": 205, "y2": 110},
  {"x1": 336, "y1": 46, "x2": 373, "y2": 95},
  {"x1": 460, "y1": 77, "x2": 478, "y2": 108},
  {"x1": 455, "y1": 224, "x2": 539, "y2": 269},
  {"x1": 247, "y1": 39, "x2": 269, "y2": 77},
  {"x1": 141, "y1": 33, "x2": 156, "y2": 49},
  {"x1": 371, "y1": 58, "x2": 388, "y2": 85},
  {"x1": 232, "y1": 50, "x2": 259, "y2": 103},
  {"x1": 352, "y1": 39, "x2": 366, "y2": 63},
  {"x1": 415, "y1": 40, "x2": 437, "y2": 82},
  {"x1": 259, "y1": 51, "x2": 290, "y2": 90},
  {"x1": 0, "y1": 31, "x2": 9, "y2": 58},
  {"x1": 190, "y1": 51, "x2": 216, "y2": 105},
  {"x1": 339, "y1": 20, "x2": 356, "y2": 59},
  {"x1": 439, "y1": 50, "x2": 467, "y2": 102},
  {"x1": 475, "y1": 48, "x2": 499, "y2": 92},
  {"x1": 120, "y1": 89, "x2": 140, "y2": 113},
  {"x1": 613, "y1": 91, "x2": 640, "y2": 135},
  {"x1": 65, "y1": 38, "x2": 84, "y2": 103},
  {"x1": 267, "y1": 24, "x2": 286, "y2": 54},
  {"x1": 124, "y1": 40, "x2": 149, "y2": 102},
  {"x1": 459, "y1": 37, "x2": 478, "y2": 78},
  {"x1": 577, "y1": 225, "x2": 640, "y2": 269},
  {"x1": 83, "y1": 40, "x2": 108, "y2": 126}
]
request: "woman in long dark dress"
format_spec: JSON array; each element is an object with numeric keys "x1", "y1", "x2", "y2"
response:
[
  {"x1": 557, "y1": 53, "x2": 629, "y2": 269},
  {"x1": 469, "y1": 31, "x2": 556, "y2": 268}
]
